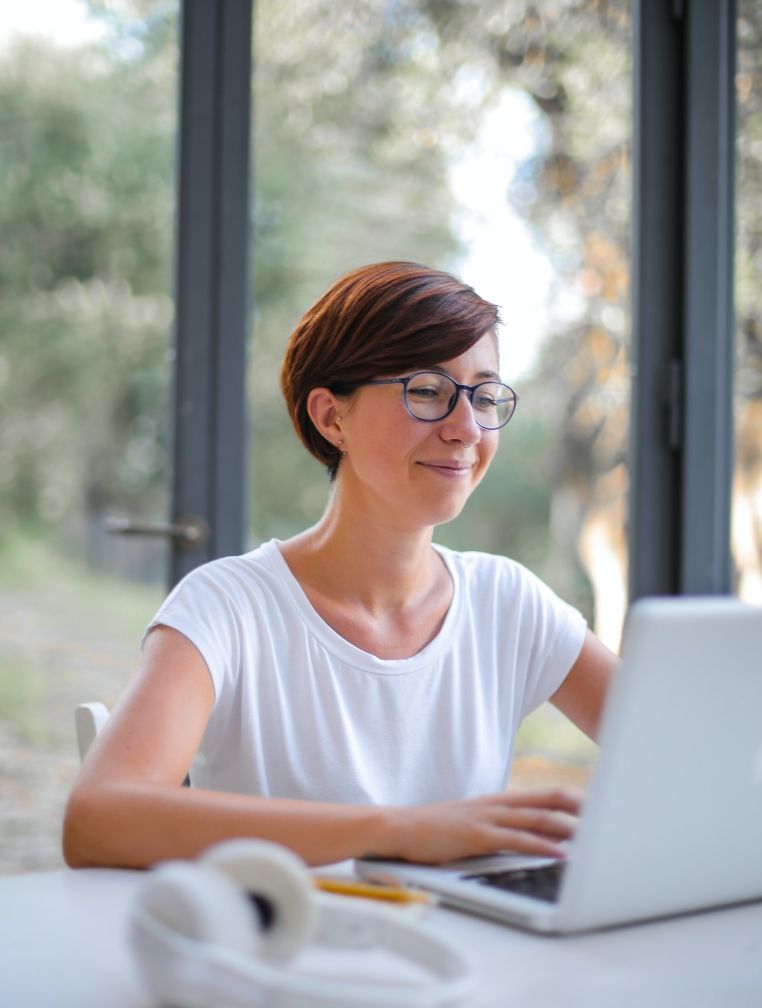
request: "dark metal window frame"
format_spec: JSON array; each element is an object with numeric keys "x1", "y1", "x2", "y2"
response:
[
  {"x1": 629, "y1": 0, "x2": 736, "y2": 599},
  {"x1": 169, "y1": 0, "x2": 739, "y2": 602},
  {"x1": 169, "y1": 0, "x2": 253, "y2": 585}
]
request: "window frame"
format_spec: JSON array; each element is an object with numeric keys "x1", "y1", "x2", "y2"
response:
[
  {"x1": 169, "y1": 0, "x2": 253, "y2": 586},
  {"x1": 629, "y1": 0, "x2": 736, "y2": 598}
]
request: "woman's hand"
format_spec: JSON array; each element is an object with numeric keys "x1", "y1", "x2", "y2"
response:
[{"x1": 383, "y1": 788, "x2": 582, "y2": 864}]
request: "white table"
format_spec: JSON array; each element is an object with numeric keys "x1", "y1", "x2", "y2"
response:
[{"x1": 1, "y1": 867, "x2": 761, "y2": 1007}]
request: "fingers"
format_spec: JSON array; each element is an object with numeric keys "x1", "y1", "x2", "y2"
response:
[
  {"x1": 493, "y1": 806, "x2": 576, "y2": 841},
  {"x1": 390, "y1": 787, "x2": 585, "y2": 864},
  {"x1": 501, "y1": 787, "x2": 584, "y2": 816},
  {"x1": 472, "y1": 788, "x2": 582, "y2": 859},
  {"x1": 483, "y1": 827, "x2": 568, "y2": 860}
]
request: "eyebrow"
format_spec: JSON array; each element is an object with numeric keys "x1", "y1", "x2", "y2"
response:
[{"x1": 427, "y1": 365, "x2": 503, "y2": 383}]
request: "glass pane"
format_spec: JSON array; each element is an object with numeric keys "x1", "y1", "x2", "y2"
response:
[
  {"x1": 734, "y1": 2, "x2": 762, "y2": 605},
  {"x1": 0, "y1": 1, "x2": 178, "y2": 872},
  {"x1": 252, "y1": 1, "x2": 631, "y2": 787}
]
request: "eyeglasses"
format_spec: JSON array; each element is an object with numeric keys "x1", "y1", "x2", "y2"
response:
[{"x1": 361, "y1": 371, "x2": 518, "y2": 430}]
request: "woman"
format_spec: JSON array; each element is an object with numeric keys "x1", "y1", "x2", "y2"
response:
[{"x1": 63, "y1": 261, "x2": 617, "y2": 869}]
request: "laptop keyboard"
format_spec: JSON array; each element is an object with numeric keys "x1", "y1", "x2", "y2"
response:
[{"x1": 463, "y1": 861, "x2": 566, "y2": 903}]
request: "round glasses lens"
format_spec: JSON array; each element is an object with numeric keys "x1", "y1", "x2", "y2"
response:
[
  {"x1": 472, "y1": 382, "x2": 516, "y2": 429},
  {"x1": 404, "y1": 372, "x2": 456, "y2": 420}
]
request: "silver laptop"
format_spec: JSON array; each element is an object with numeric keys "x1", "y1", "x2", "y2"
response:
[{"x1": 356, "y1": 596, "x2": 762, "y2": 933}]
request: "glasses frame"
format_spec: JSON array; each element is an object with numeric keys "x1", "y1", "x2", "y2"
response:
[{"x1": 361, "y1": 371, "x2": 519, "y2": 430}]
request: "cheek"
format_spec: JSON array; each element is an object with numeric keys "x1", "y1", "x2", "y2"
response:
[
  {"x1": 477, "y1": 437, "x2": 499, "y2": 474},
  {"x1": 349, "y1": 412, "x2": 417, "y2": 471},
  {"x1": 358, "y1": 406, "x2": 422, "y2": 454}
]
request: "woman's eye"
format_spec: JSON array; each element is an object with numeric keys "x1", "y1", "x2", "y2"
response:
[
  {"x1": 474, "y1": 395, "x2": 497, "y2": 409},
  {"x1": 409, "y1": 386, "x2": 443, "y2": 399}
]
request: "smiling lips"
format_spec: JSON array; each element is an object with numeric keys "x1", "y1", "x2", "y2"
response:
[{"x1": 417, "y1": 460, "x2": 474, "y2": 477}]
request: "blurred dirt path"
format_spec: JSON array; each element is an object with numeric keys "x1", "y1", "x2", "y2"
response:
[{"x1": 0, "y1": 579, "x2": 146, "y2": 873}]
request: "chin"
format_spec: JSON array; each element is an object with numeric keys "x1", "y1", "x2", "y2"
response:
[{"x1": 421, "y1": 495, "x2": 471, "y2": 528}]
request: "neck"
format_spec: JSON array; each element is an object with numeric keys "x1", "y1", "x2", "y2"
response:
[{"x1": 282, "y1": 483, "x2": 441, "y2": 614}]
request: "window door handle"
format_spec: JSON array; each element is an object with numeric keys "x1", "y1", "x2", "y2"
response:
[{"x1": 104, "y1": 514, "x2": 209, "y2": 551}]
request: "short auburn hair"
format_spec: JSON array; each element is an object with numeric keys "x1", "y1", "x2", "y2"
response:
[{"x1": 280, "y1": 261, "x2": 501, "y2": 478}]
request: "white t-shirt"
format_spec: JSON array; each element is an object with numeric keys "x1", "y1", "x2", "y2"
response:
[{"x1": 146, "y1": 539, "x2": 586, "y2": 806}]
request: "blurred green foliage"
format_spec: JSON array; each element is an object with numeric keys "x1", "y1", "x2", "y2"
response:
[{"x1": 0, "y1": 20, "x2": 175, "y2": 538}]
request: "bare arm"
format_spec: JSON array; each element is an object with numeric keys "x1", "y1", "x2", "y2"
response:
[
  {"x1": 63, "y1": 626, "x2": 583, "y2": 868},
  {"x1": 63, "y1": 626, "x2": 393, "y2": 868},
  {"x1": 549, "y1": 629, "x2": 619, "y2": 740}
]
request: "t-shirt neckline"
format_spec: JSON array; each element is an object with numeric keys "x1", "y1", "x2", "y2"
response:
[{"x1": 259, "y1": 538, "x2": 461, "y2": 675}]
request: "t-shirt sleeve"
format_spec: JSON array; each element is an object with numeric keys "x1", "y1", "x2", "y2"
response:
[
  {"x1": 513, "y1": 565, "x2": 588, "y2": 719},
  {"x1": 142, "y1": 562, "x2": 242, "y2": 704}
]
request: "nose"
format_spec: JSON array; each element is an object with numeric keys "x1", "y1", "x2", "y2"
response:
[{"x1": 439, "y1": 388, "x2": 482, "y2": 445}]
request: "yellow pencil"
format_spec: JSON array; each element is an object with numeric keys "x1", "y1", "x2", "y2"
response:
[{"x1": 314, "y1": 876, "x2": 432, "y2": 904}]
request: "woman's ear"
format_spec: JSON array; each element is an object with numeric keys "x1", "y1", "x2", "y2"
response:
[{"x1": 306, "y1": 388, "x2": 344, "y2": 447}]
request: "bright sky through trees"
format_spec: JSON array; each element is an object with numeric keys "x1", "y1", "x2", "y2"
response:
[{"x1": 0, "y1": 0, "x2": 107, "y2": 49}]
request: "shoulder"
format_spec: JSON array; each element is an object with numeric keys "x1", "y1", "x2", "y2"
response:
[
  {"x1": 169, "y1": 540, "x2": 281, "y2": 595},
  {"x1": 435, "y1": 543, "x2": 585, "y2": 631},
  {"x1": 155, "y1": 540, "x2": 289, "y2": 623},
  {"x1": 146, "y1": 540, "x2": 291, "y2": 664},
  {"x1": 434, "y1": 543, "x2": 542, "y2": 594}
]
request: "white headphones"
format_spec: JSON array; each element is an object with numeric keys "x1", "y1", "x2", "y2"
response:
[{"x1": 129, "y1": 839, "x2": 475, "y2": 1007}]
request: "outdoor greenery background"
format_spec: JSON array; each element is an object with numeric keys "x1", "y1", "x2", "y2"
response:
[
  {"x1": 1, "y1": 0, "x2": 760, "y2": 871},
  {"x1": 1, "y1": 0, "x2": 637, "y2": 598}
]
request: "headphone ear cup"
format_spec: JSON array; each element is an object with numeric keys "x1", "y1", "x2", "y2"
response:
[
  {"x1": 201, "y1": 839, "x2": 317, "y2": 963},
  {"x1": 134, "y1": 861, "x2": 262, "y2": 958}
]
